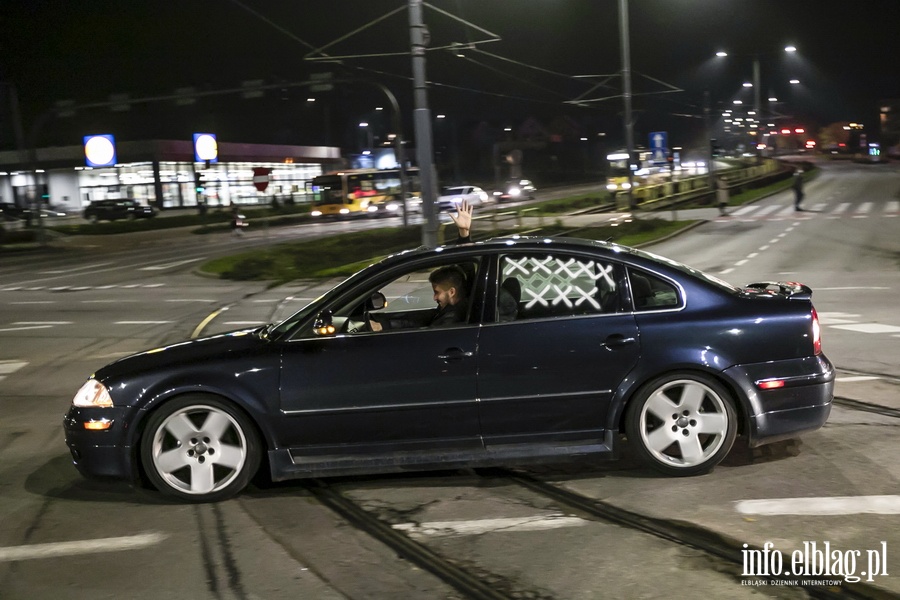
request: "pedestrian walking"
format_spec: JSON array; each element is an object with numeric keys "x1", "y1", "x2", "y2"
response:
[
  {"x1": 716, "y1": 176, "x2": 729, "y2": 216},
  {"x1": 792, "y1": 167, "x2": 804, "y2": 211},
  {"x1": 230, "y1": 206, "x2": 247, "y2": 237}
]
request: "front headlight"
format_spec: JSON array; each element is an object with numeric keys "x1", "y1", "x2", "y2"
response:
[{"x1": 72, "y1": 379, "x2": 113, "y2": 408}]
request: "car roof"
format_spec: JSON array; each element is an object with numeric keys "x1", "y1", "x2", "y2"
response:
[{"x1": 380, "y1": 236, "x2": 632, "y2": 266}]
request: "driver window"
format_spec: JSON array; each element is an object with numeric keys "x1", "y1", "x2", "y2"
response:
[{"x1": 302, "y1": 259, "x2": 478, "y2": 337}]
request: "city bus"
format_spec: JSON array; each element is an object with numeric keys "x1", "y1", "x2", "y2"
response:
[{"x1": 308, "y1": 168, "x2": 420, "y2": 218}]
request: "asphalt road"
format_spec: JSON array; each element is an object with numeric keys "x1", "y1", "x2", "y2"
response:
[{"x1": 1, "y1": 160, "x2": 899, "y2": 599}]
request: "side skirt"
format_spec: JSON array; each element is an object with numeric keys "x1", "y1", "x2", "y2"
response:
[{"x1": 268, "y1": 433, "x2": 616, "y2": 481}]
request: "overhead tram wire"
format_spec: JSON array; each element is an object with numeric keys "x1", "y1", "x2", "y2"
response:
[
  {"x1": 224, "y1": 0, "x2": 620, "y2": 111},
  {"x1": 224, "y1": 1, "x2": 681, "y2": 115}
]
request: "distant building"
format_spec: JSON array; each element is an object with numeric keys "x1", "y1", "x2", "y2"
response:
[{"x1": 0, "y1": 139, "x2": 342, "y2": 212}]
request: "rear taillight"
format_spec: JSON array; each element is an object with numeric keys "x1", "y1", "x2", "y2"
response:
[{"x1": 811, "y1": 307, "x2": 822, "y2": 355}]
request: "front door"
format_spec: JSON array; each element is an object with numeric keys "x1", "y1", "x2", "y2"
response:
[{"x1": 277, "y1": 257, "x2": 483, "y2": 455}]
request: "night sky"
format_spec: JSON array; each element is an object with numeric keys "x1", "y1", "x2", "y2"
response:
[{"x1": 1, "y1": 0, "x2": 897, "y2": 153}]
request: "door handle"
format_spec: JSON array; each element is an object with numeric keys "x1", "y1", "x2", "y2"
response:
[
  {"x1": 438, "y1": 348, "x2": 474, "y2": 361},
  {"x1": 600, "y1": 334, "x2": 637, "y2": 350}
]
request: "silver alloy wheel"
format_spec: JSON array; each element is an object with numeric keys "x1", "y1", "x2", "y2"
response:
[
  {"x1": 149, "y1": 404, "x2": 248, "y2": 496},
  {"x1": 634, "y1": 378, "x2": 731, "y2": 470}
]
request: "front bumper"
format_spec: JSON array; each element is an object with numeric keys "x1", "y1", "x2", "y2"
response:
[
  {"x1": 725, "y1": 353, "x2": 834, "y2": 447},
  {"x1": 63, "y1": 406, "x2": 136, "y2": 480}
]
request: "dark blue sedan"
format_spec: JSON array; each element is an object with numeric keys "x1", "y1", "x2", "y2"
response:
[{"x1": 64, "y1": 237, "x2": 833, "y2": 502}]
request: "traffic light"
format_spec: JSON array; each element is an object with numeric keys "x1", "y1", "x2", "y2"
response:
[{"x1": 194, "y1": 172, "x2": 204, "y2": 193}]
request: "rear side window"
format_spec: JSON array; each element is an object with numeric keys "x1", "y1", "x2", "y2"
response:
[
  {"x1": 628, "y1": 269, "x2": 681, "y2": 311},
  {"x1": 499, "y1": 253, "x2": 623, "y2": 321}
]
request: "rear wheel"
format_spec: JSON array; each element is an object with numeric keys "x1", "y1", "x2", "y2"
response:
[
  {"x1": 141, "y1": 395, "x2": 261, "y2": 502},
  {"x1": 625, "y1": 373, "x2": 737, "y2": 476}
]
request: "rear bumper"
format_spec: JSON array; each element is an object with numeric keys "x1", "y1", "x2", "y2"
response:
[{"x1": 725, "y1": 353, "x2": 834, "y2": 447}]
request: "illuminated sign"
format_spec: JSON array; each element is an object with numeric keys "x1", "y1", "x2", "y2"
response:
[
  {"x1": 193, "y1": 133, "x2": 218, "y2": 163},
  {"x1": 83, "y1": 134, "x2": 117, "y2": 167}
]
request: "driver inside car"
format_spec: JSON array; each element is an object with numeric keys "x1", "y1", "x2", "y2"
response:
[{"x1": 368, "y1": 201, "x2": 474, "y2": 332}]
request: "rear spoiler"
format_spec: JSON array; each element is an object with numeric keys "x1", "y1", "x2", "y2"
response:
[{"x1": 744, "y1": 281, "x2": 812, "y2": 300}]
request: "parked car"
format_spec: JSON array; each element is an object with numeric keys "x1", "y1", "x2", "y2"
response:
[
  {"x1": 1, "y1": 202, "x2": 67, "y2": 221},
  {"x1": 83, "y1": 199, "x2": 156, "y2": 222},
  {"x1": 437, "y1": 185, "x2": 489, "y2": 211},
  {"x1": 64, "y1": 236, "x2": 833, "y2": 502},
  {"x1": 493, "y1": 179, "x2": 536, "y2": 202}
]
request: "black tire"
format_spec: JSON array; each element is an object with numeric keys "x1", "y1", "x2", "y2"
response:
[
  {"x1": 625, "y1": 372, "x2": 737, "y2": 476},
  {"x1": 140, "y1": 395, "x2": 261, "y2": 502}
]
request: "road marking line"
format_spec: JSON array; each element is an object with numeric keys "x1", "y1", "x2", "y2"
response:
[
  {"x1": 856, "y1": 202, "x2": 873, "y2": 214},
  {"x1": 39, "y1": 262, "x2": 114, "y2": 275},
  {"x1": 836, "y1": 376, "x2": 880, "y2": 383},
  {"x1": 0, "y1": 325, "x2": 54, "y2": 333},
  {"x1": 0, "y1": 532, "x2": 167, "y2": 562},
  {"x1": 392, "y1": 514, "x2": 587, "y2": 537},
  {"x1": 832, "y1": 202, "x2": 849, "y2": 215},
  {"x1": 13, "y1": 321, "x2": 72, "y2": 325},
  {"x1": 115, "y1": 321, "x2": 173, "y2": 325},
  {"x1": 755, "y1": 205, "x2": 782, "y2": 217},
  {"x1": 831, "y1": 323, "x2": 900, "y2": 334},
  {"x1": 0, "y1": 361, "x2": 28, "y2": 375},
  {"x1": 165, "y1": 299, "x2": 215, "y2": 303},
  {"x1": 139, "y1": 257, "x2": 206, "y2": 271},
  {"x1": 816, "y1": 287, "x2": 889, "y2": 291},
  {"x1": 192, "y1": 307, "x2": 228, "y2": 339},
  {"x1": 736, "y1": 495, "x2": 900, "y2": 516},
  {"x1": 9, "y1": 301, "x2": 56, "y2": 305}
]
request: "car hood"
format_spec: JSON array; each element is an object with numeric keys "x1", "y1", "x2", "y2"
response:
[{"x1": 94, "y1": 327, "x2": 269, "y2": 382}]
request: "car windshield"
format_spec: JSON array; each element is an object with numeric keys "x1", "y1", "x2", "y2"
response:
[{"x1": 441, "y1": 187, "x2": 465, "y2": 196}]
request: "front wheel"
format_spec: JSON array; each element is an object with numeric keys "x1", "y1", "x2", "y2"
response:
[
  {"x1": 625, "y1": 373, "x2": 737, "y2": 476},
  {"x1": 140, "y1": 395, "x2": 261, "y2": 502}
]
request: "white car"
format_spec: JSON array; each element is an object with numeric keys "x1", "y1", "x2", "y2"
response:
[{"x1": 437, "y1": 185, "x2": 489, "y2": 211}]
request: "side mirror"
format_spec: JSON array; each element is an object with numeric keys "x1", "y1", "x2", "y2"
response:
[
  {"x1": 313, "y1": 310, "x2": 336, "y2": 336},
  {"x1": 366, "y1": 292, "x2": 386, "y2": 311}
]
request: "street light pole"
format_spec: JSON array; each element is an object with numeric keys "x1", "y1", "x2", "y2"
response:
[
  {"x1": 618, "y1": 0, "x2": 635, "y2": 211},
  {"x1": 409, "y1": 0, "x2": 440, "y2": 248}
]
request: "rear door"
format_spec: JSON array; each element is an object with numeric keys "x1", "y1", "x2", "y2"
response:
[{"x1": 476, "y1": 251, "x2": 640, "y2": 445}]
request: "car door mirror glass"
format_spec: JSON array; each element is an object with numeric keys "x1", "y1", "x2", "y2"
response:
[{"x1": 367, "y1": 292, "x2": 386, "y2": 311}]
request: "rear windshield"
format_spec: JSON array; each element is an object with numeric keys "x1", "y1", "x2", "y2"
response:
[{"x1": 629, "y1": 247, "x2": 740, "y2": 294}]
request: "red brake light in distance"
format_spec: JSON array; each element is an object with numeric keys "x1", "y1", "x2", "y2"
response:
[{"x1": 811, "y1": 307, "x2": 822, "y2": 355}]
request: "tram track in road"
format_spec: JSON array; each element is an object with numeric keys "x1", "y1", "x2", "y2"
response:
[{"x1": 282, "y1": 470, "x2": 892, "y2": 600}]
